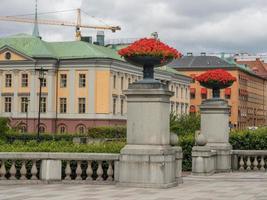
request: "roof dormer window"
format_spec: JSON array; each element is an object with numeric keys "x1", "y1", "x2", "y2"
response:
[{"x1": 5, "y1": 52, "x2": 11, "y2": 60}]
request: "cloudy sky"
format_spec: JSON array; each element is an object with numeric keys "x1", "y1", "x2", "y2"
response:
[{"x1": 0, "y1": 0, "x2": 267, "y2": 54}]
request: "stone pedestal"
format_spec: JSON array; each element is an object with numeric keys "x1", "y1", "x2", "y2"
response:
[
  {"x1": 199, "y1": 99, "x2": 232, "y2": 172},
  {"x1": 40, "y1": 160, "x2": 61, "y2": 181},
  {"x1": 118, "y1": 82, "x2": 181, "y2": 188}
]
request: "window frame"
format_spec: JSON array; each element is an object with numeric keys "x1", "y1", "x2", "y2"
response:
[
  {"x1": 79, "y1": 73, "x2": 86, "y2": 88},
  {"x1": 60, "y1": 74, "x2": 67, "y2": 88},
  {"x1": 78, "y1": 98, "x2": 86, "y2": 114}
]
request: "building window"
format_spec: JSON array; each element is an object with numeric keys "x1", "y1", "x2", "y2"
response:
[
  {"x1": 79, "y1": 74, "x2": 86, "y2": 88},
  {"x1": 181, "y1": 88, "x2": 184, "y2": 99},
  {"x1": 5, "y1": 74, "x2": 12, "y2": 87},
  {"x1": 5, "y1": 52, "x2": 11, "y2": 60},
  {"x1": 113, "y1": 98, "x2": 117, "y2": 115},
  {"x1": 58, "y1": 125, "x2": 67, "y2": 134},
  {"x1": 21, "y1": 97, "x2": 29, "y2": 113},
  {"x1": 176, "y1": 87, "x2": 179, "y2": 98},
  {"x1": 120, "y1": 99, "x2": 124, "y2": 115},
  {"x1": 60, "y1": 74, "x2": 67, "y2": 88},
  {"x1": 19, "y1": 125, "x2": 27, "y2": 133},
  {"x1": 21, "y1": 73, "x2": 28, "y2": 87},
  {"x1": 121, "y1": 77, "x2": 124, "y2": 90},
  {"x1": 39, "y1": 125, "x2": 46, "y2": 133},
  {"x1": 4, "y1": 97, "x2": 12, "y2": 112},
  {"x1": 176, "y1": 103, "x2": 179, "y2": 114},
  {"x1": 171, "y1": 102, "x2": 174, "y2": 113},
  {"x1": 113, "y1": 75, "x2": 116, "y2": 89},
  {"x1": 77, "y1": 125, "x2": 86, "y2": 134},
  {"x1": 41, "y1": 78, "x2": 46, "y2": 87},
  {"x1": 60, "y1": 98, "x2": 67, "y2": 113},
  {"x1": 78, "y1": 98, "x2": 86, "y2": 113},
  {"x1": 128, "y1": 77, "x2": 131, "y2": 86},
  {"x1": 185, "y1": 88, "x2": 188, "y2": 99},
  {"x1": 40, "y1": 97, "x2": 46, "y2": 113}
]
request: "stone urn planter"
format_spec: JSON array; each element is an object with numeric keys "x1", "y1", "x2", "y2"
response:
[
  {"x1": 195, "y1": 69, "x2": 236, "y2": 98},
  {"x1": 118, "y1": 38, "x2": 181, "y2": 82},
  {"x1": 124, "y1": 55, "x2": 172, "y2": 80}
]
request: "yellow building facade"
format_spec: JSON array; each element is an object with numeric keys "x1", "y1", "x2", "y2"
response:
[{"x1": 0, "y1": 34, "x2": 191, "y2": 133}]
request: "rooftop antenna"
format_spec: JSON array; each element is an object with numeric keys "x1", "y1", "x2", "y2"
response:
[{"x1": 32, "y1": 0, "x2": 40, "y2": 37}]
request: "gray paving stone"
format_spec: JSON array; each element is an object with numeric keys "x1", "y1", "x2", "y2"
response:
[{"x1": 0, "y1": 173, "x2": 266, "y2": 200}]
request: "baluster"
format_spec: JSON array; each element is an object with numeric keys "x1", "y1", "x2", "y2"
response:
[
  {"x1": 107, "y1": 161, "x2": 114, "y2": 181},
  {"x1": 260, "y1": 156, "x2": 265, "y2": 171},
  {"x1": 96, "y1": 161, "x2": 103, "y2": 181},
  {"x1": 65, "y1": 161, "x2": 71, "y2": 180},
  {"x1": 0, "y1": 160, "x2": 6, "y2": 180},
  {"x1": 9, "y1": 160, "x2": 17, "y2": 180},
  {"x1": 86, "y1": 161, "x2": 93, "y2": 181},
  {"x1": 239, "y1": 156, "x2": 244, "y2": 171},
  {"x1": 75, "y1": 161, "x2": 82, "y2": 180},
  {"x1": 246, "y1": 156, "x2": 251, "y2": 171},
  {"x1": 253, "y1": 156, "x2": 259, "y2": 171},
  {"x1": 30, "y1": 160, "x2": 38, "y2": 180},
  {"x1": 20, "y1": 160, "x2": 27, "y2": 180}
]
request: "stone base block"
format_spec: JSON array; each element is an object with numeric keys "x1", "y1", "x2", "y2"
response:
[
  {"x1": 40, "y1": 160, "x2": 62, "y2": 181},
  {"x1": 192, "y1": 146, "x2": 216, "y2": 176},
  {"x1": 118, "y1": 145, "x2": 180, "y2": 188},
  {"x1": 209, "y1": 144, "x2": 232, "y2": 172}
]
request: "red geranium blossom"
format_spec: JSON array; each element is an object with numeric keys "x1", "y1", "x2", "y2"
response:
[
  {"x1": 195, "y1": 69, "x2": 236, "y2": 85},
  {"x1": 118, "y1": 38, "x2": 182, "y2": 60}
]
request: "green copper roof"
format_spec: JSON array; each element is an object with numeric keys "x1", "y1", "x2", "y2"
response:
[
  {"x1": 49, "y1": 41, "x2": 123, "y2": 60},
  {"x1": 0, "y1": 33, "x2": 123, "y2": 61}
]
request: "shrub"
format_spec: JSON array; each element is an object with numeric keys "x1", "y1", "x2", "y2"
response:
[
  {"x1": 179, "y1": 127, "x2": 267, "y2": 171},
  {"x1": 3, "y1": 126, "x2": 126, "y2": 143},
  {"x1": 230, "y1": 128, "x2": 267, "y2": 150},
  {"x1": 0, "y1": 117, "x2": 9, "y2": 135},
  {"x1": 0, "y1": 140, "x2": 125, "y2": 153},
  {"x1": 170, "y1": 113, "x2": 200, "y2": 136}
]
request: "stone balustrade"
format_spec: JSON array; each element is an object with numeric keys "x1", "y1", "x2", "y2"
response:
[
  {"x1": 0, "y1": 152, "x2": 119, "y2": 183},
  {"x1": 232, "y1": 150, "x2": 267, "y2": 171}
]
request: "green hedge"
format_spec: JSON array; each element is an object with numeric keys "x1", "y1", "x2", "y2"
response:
[
  {"x1": 4, "y1": 126, "x2": 126, "y2": 143},
  {"x1": 179, "y1": 128, "x2": 267, "y2": 171},
  {"x1": 229, "y1": 128, "x2": 267, "y2": 150},
  {"x1": 0, "y1": 140, "x2": 125, "y2": 153}
]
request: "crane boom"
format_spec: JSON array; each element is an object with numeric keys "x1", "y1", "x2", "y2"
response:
[{"x1": 0, "y1": 16, "x2": 121, "y2": 32}]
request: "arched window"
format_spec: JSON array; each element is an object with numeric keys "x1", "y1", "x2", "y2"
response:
[
  {"x1": 58, "y1": 124, "x2": 67, "y2": 134},
  {"x1": 76, "y1": 124, "x2": 86, "y2": 134},
  {"x1": 189, "y1": 105, "x2": 196, "y2": 113},
  {"x1": 18, "y1": 123, "x2": 27, "y2": 133},
  {"x1": 39, "y1": 125, "x2": 46, "y2": 133}
]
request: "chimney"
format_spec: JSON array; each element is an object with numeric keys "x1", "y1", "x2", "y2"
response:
[
  {"x1": 96, "y1": 31, "x2": 105, "y2": 46},
  {"x1": 200, "y1": 52, "x2": 206, "y2": 56},
  {"x1": 187, "y1": 52, "x2": 193, "y2": 56}
]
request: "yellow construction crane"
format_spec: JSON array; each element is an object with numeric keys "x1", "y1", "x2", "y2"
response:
[{"x1": 0, "y1": 8, "x2": 121, "y2": 40}]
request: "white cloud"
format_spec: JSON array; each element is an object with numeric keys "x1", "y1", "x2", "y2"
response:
[{"x1": 1, "y1": 0, "x2": 267, "y2": 53}]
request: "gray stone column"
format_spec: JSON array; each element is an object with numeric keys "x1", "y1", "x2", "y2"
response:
[
  {"x1": 200, "y1": 99, "x2": 232, "y2": 172},
  {"x1": 118, "y1": 82, "x2": 182, "y2": 188}
]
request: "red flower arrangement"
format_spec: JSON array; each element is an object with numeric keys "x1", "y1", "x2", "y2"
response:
[
  {"x1": 195, "y1": 69, "x2": 236, "y2": 87},
  {"x1": 118, "y1": 38, "x2": 182, "y2": 60}
]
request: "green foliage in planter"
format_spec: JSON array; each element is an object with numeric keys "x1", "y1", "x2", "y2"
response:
[
  {"x1": 0, "y1": 140, "x2": 125, "y2": 153},
  {"x1": 170, "y1": 113, "x2": 200, "y2": 136}
]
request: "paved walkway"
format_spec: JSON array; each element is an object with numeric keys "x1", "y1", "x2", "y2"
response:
[{"x1": 1, "y1": 173, "x2": 267, "y2": 200}]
